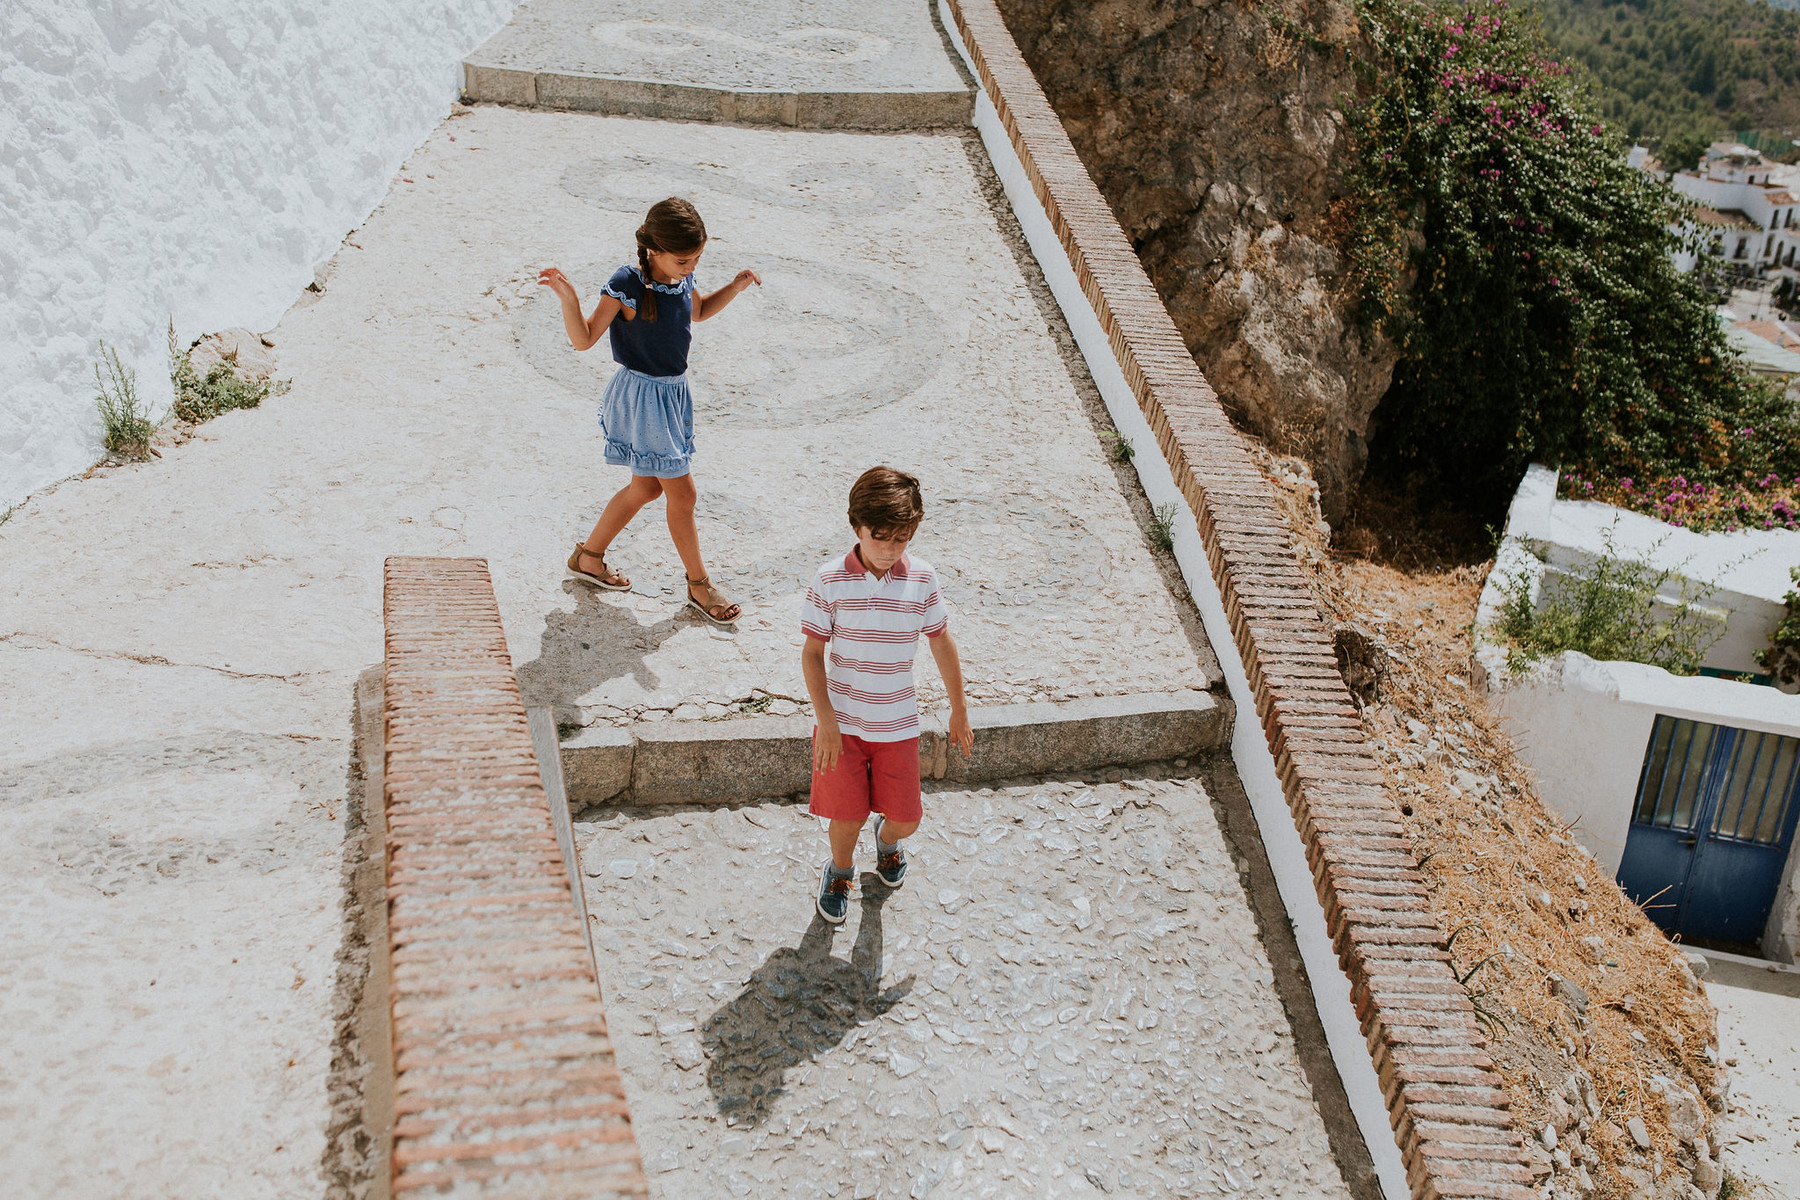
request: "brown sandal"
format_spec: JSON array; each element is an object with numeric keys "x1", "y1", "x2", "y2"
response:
[
  {"x1": 567, "y1": 543, "x2": 630, "y2": 590},
  {"x1": 685, "y1": 575, "x2": 741, "y2": 627}
]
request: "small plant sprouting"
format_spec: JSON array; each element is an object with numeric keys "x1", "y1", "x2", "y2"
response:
[
  {"x1": 1104, "y1": 431, "x2": 1136, "y2": 463},
  {"x1": 94, "y1": 342, "x2": 159, "y2": 461},
  {"x1": 168, "y1": 319, "x2": 287, "y2": 425},
  {"x1": 1149, "y1": 502, "x2": 1179, "y2": 551}
]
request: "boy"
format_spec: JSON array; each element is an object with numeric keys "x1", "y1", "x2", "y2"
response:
[{"x1": 800, "y1": 466, "x2": 974, "y2": 924}]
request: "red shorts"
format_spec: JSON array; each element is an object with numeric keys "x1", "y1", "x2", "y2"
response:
[{"x1": 808, "y1": 732, "x2": 922, "y2": 823}]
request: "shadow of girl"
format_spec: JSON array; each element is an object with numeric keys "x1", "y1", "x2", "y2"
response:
[
  {"x1": 701, "y1": 885, "x2": 913, "y2": 1126},
  {"x1": 515, "y1": 580, "x2": 690, "y2": 729}
]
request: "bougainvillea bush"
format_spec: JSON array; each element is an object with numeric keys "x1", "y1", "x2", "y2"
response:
[
  {"x1": 1557, "y1": 468, "x2": 1800, "y2": 532},
  {"x1": 1346, "y1": 0, "x2": 1800, "y2": 512}
]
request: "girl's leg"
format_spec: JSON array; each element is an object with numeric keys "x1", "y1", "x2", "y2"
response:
[
  {"x1": 663, "y1": 473, "x2": 741, "y2": 621},
  {"x1": 577, "y1": 475, "x2": 664, "y2": 578}
]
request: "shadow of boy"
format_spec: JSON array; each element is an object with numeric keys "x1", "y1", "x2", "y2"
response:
[{"x1": 700, "y1": 881, "x2": 913, "y2": 1126}]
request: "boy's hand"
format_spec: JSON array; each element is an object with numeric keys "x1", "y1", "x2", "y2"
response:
[
  {"x1": 949, "y1": 708, "x2": 973, "y2": 756},
  {"x1": 537, "y1": 267, "x2": 577, "y2": 302},
  {"x1": 814, "y1": 720, "x2": 843, "y2": 774}
]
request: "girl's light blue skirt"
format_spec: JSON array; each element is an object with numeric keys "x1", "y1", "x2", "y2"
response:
[{"x1": 599, "y1": 366, "x2": 694, "y2": 479}]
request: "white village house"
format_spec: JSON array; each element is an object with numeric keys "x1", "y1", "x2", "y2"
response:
[
  {"x1": 1663, "y1": 141, "x2": 1800, "y2": 275},
  {"x1": 1474, "y1": 466, "x2": 1800, "y2": 963}
]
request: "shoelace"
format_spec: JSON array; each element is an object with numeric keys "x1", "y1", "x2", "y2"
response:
[
  {"x1": 878, "y1": 848, "x2": 903, "y2": 870},
  {"x1": 826, "y1": 874, "x2": 853, "y2": 896}
]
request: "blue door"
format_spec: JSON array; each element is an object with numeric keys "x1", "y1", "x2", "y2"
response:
[{"x1": 1618, "y1": 716, "x2": 1800, "y2": 945}]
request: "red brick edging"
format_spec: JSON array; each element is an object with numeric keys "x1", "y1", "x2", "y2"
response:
[
  {"x1": 382, "y1": 556, "x2": 646, "y2": 1197},
  {"x1": 941, "y1": 4, "x2": 1535, "y2": 1196}
]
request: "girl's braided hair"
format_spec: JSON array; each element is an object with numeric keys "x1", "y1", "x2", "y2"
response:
[{"x1": 635, "y1": 197, "x2": 707, "y2": 323}]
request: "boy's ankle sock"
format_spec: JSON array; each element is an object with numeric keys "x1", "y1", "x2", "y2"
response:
[
  {"x1": 877, "y1": 831, "x2": 900, "y2": 850},
  {"x1": 828, "y1": 862, "x2": 854, "y2": 879}
]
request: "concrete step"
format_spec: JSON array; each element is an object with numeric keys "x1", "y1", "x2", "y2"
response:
[
  {"x1": 462, "y1": 0, "x2": 972, "y2": 129},
  {"x1": 561, "y1": 688, "x2": 1233, "y2": 807}
]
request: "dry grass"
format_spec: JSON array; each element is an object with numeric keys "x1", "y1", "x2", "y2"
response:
[{"x1": 1250, "y1": 446, "x2": 1721, "y2": 1196}]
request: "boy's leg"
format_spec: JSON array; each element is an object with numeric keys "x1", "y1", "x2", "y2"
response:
[
  {"x1": 828, "y1": 819, "x2": 866, "y2": 871},
  {"x1": 809, "y1": 732, "x2": 872, "y2": 924},
  {"x1": 868, "y1": 737, "x2": 923, "y2": 888}
]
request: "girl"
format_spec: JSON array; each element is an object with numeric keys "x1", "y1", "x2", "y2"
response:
[{"x1": 538, "y1": 196, "x2": 759, "y2": 626}]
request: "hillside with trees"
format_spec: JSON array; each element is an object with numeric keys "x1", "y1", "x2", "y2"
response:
[{"x1": 1530, "y1": 0, "x2": 1800, "y2": 169}]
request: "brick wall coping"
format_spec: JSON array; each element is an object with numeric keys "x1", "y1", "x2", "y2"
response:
[
  {"x1": 938, "y1": 4, "x2": 1535, "y2": 1197},
  {"x1": 382, "y1": 556, "x2": 646, "y2": 1198}
]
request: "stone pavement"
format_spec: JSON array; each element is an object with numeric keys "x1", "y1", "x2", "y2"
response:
[
  {"x1": 465, "y1": 0, "x2": 968, "y2": 96},
  {"x1": 0, "y1": 101, "x2": 1219, "y2": 1194},
  {"x1": 1708, "y1": 957, "x2": 1800, "y2": 1195},
  {"x1": 575, "y1": 774, "x2": 1353, "y2": 1199}
]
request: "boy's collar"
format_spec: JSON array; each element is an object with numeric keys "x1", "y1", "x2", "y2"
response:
[{"x1": 847, "y1": 546, "x2": 911, "y2": 578}]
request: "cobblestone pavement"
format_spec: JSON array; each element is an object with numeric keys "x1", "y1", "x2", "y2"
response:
[{"x1": 575, "y1": 774, "x2": 1353, "y2": 1199}]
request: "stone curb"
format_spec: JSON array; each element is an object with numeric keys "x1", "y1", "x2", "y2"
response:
[
  {"x1": 939, "y1": 3, "x2": 1535, "y2": 1197},
  {"x1": 462, "y1": 61, "x2": 973, "y2": 130},
  {"x1": 382, "y1": 557, "x2": 647, "y2": 1199},
  {"x1": 560, "y1": 689, "x2": 1230, "y2": 808}
]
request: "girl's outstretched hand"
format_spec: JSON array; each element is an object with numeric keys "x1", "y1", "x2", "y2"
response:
[
  {"x1": 731, "y1": 268, "x2": 762, "y2": 290},
  {"x1": 538, "y1": 266, "x2": 577, "y2": 301}
]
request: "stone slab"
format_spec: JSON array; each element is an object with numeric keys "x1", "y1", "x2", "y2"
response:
[
  {"x1": 630, "y1": 712, "x2": 815, "y2": 805},
  {"x1": 469, "y1": 66, "x2": 974, "y2": 129},
  {"x1": 464, "y1": 0, "x2": 971, "y2": 126},
  {"x1": 943, "y1": 688, "x2": 1227, "y2": 783},
  {"x1": 564, "y1": 723, "x2": 637, "y2": 806},
  {"x1": 564, "y1": 689, "x2": 1230, "y2": 806}
]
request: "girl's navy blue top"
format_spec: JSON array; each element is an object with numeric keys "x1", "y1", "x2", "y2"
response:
[{"x1": 601, "y1": 266, "x2": 695, "y2": 378}]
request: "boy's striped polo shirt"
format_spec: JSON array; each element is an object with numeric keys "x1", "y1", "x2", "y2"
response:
[{"x1": 800, "y1": 548, "x2": 949, "y2": 742}]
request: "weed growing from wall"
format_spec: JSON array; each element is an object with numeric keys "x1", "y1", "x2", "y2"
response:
[
  {"x1": 1148, "y1": 502, "x2": 1179, "y2": 551},
  {"x1": 93, "y1": 343, "x2": 158, "y2": 461},
  {"x1": 1494, "y1": 531, "x2": 1723, "y2": 674},
  {"x1": 1346, "y1": 0, "x2": 1800, "y2": 513},
  {"x1": 1755, "y1": 566, "x2": 1800, "y2": 691},
  {"x1": 168, "y1": 320, "x2": 287, "y2": 425}
]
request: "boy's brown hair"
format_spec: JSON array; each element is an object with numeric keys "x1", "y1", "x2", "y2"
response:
[{"x1": 847, "y1": 466, "x2": 924, "y2": 539}]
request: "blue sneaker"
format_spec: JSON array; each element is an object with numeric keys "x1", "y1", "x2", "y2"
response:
[
  {"x1": 873, "y1": 817, "x2": 908, "y2": 889},
  {"x1": 817, "y1": 864, "x2": 853, "y2": 924}
]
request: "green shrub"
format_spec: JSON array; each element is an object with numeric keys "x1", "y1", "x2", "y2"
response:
[
  {"x1": 1494, "y1": 532, "x2": 1723, "y2": 674},
  {"x1": 168, "y1": 320, "x2": 286, "y2": 424},
  {"x1": 93, "y1": 343, "x2": 158, "y2": 461},
  {"x1": 1149, "y1": 502, "x2": 1179, "y2": 551},
  {"x1": 1755, "y1": 566, "x2": 1800, "y2": 691},
  {"x1": 1346, "y1": 0, "x2": 1800, "y2": 513}
]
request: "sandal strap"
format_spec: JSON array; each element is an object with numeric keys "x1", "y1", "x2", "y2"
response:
[{"x1": 686, "y1": 576, "x2": 738, "y2": 615}]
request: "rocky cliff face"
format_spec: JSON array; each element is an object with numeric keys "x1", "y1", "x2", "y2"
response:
[{"x1": 995, "y1": 0, "x2": 1394, "y2": 520}]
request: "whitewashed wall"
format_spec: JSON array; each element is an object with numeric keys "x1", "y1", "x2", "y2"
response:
[
  {"x1": 1476, "y1": 468, "x2": 1800, "y2": 958},
  {"x1": 1478, "y1": 651, "x2": 1800, "y2": 959},
  {"x1": 1, "y1": 0, "x2": 522, "y2": 506}
]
